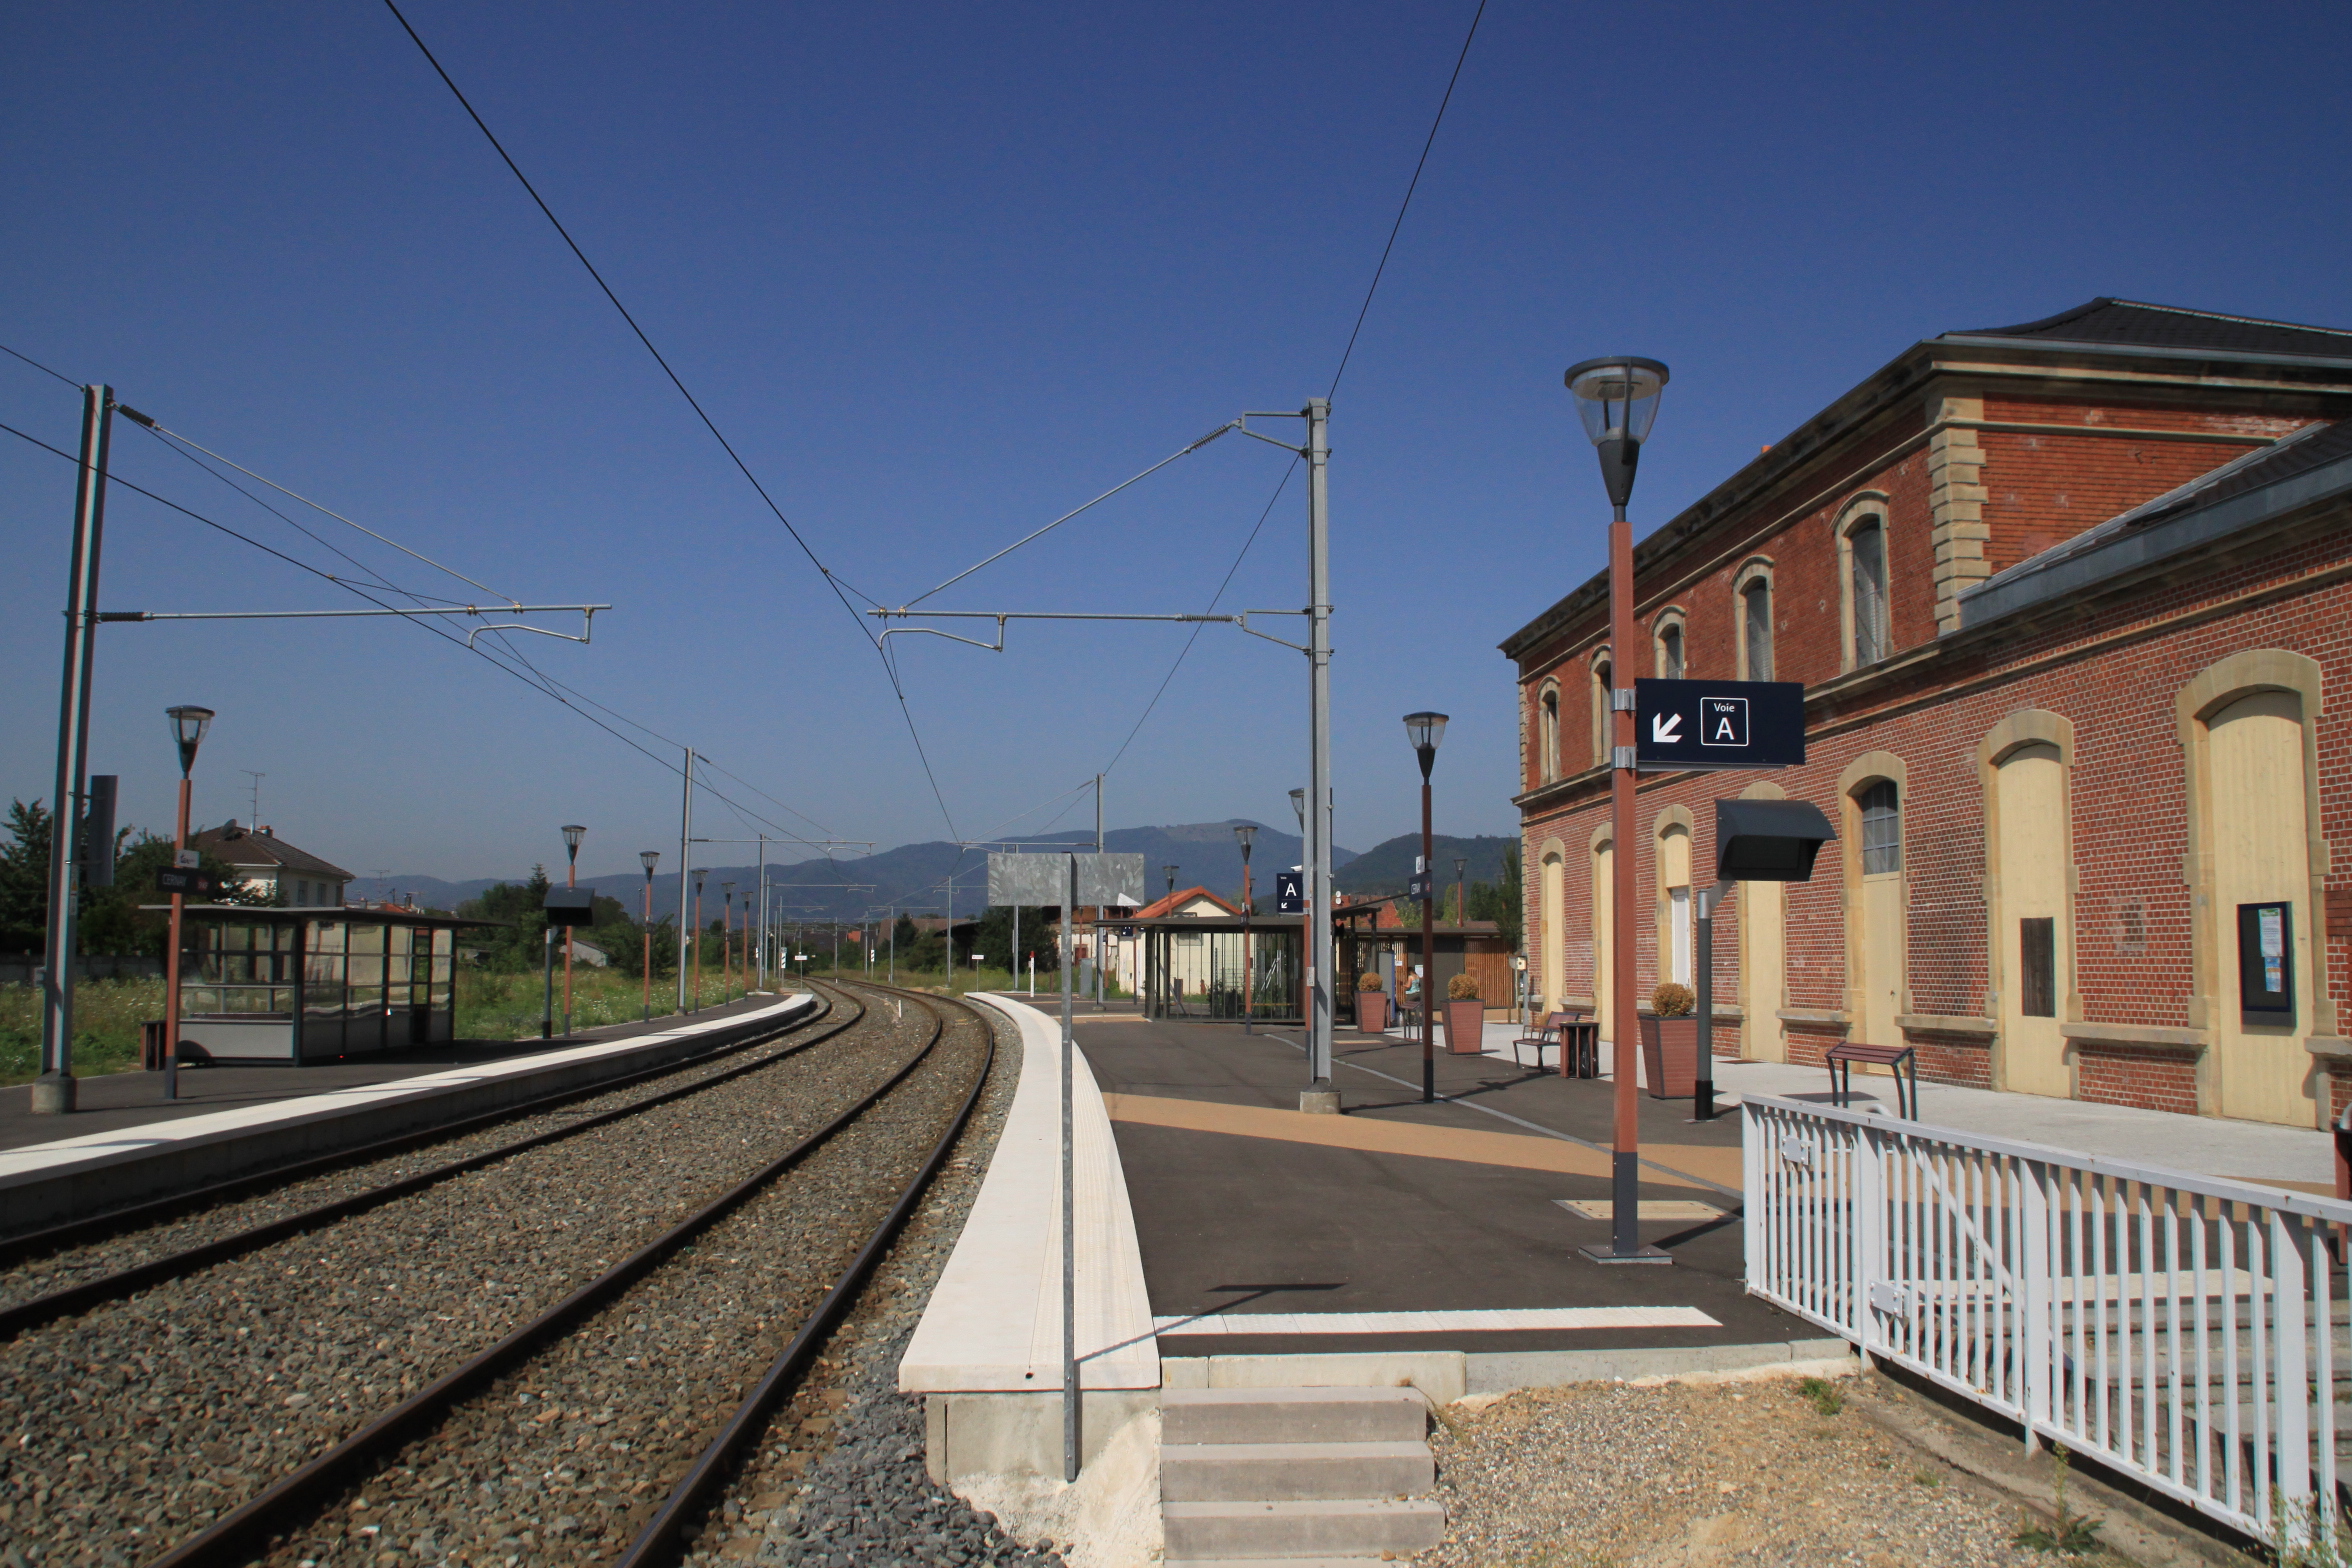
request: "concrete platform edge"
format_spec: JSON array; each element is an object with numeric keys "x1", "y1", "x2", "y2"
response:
[
  {"x1": 0, "y1": 993, "x2": 818, "y2": 1235},
  {"x1": 1158, "y1": 1337, "x2": 1857, "y2": 1403}
]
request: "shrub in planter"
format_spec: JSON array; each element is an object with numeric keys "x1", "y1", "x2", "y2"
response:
[
  {"x1": 1642, "y1": 981, "x2": 1699, "y2": 1098},
  {"x1": 1444, "y1": 972, "x2": 1484, "y2": 1054},
  {"x1": 1355, "y1": 970, "x2": 1389, "y2": 1033}
]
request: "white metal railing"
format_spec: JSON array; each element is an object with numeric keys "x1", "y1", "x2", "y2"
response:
[{"x1": 1743, "y1": 1093, "x2": 2352, "y2": 1545}]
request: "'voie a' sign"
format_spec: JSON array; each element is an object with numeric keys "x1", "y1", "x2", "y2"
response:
[{"x1": 1633, "y1": 679, "x2": 1805, "y2": 772}]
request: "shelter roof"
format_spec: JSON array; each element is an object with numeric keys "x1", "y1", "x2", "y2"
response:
[{"x1": 138, "y1": 905, "x2": 503, "y2": 928}]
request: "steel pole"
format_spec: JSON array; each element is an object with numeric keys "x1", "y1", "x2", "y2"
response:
[
  {"x1": 642, "y1": 872, "x2": 653, "y2": 1021},
  {"x1": 163, "y1": 774, "x2": 192, "y2": 1101},
  {"x1": 1094, "y1": 774, "x2": 1105, "y2": 1008},
  {"x1": 1060, "y1": 853, "x2": 1079, "y2": 1481},
  {"x1": 676, "y1": 748, "x2": 693, "y2": 1017},
  {"x1": 562, "y1": 850, "x2": 576, "y2": 1036},
  {"x1": 541, "y1": 927, "x2": 555, "y2": 1038},
  {"x1": 35, "y1": 385, "x2": 115, "y2": 1116},
  {"x1": 1589, "y1": 501, "x2": 1666, "y2": 1264},
  {"x1": 1304, "y1": 397, "x2": 1335, "y2": 1107},
  {"x1": 757, "y1": 837, "x2": 768, "y2": 989},
  {"x1": 1241, "y1": 845, "x2": 1253, "y2": 1035},
  {"x1": 1695, "y1": 883, "x2": 1724, "y2": 1120},
  {"x1": 1421, "y1": 772, "x2": 1436, "y2": 1103}
]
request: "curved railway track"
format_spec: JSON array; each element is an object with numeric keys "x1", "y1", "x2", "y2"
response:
[
  {"x1": 0, "y1": 982, "x2": 1000, "y2": 1568},
  {"x1": 0, "y1": 984, "x2": 864, "y2": 1329}
]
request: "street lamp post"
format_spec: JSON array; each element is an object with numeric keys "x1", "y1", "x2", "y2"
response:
[
  {"x1": 1566, "y1": 354, "x2": 1671, "y2": 1266},
  {"x1": 1290, "y1": 788, "x2": 1308, "y2": 1030},
  {"x1": 639, "y1": 850, "x2": 660, "y2": 1021},
  {"x1": 1162, "y1": 863, "x2": 1177, "y2": 900},
  {"x1": 161, "y1": 704, "x2": 214, "y2": 1103},
  {"x1": 1454, "y1": 857, "x2": 1468, "y2": 926},
  {"x1": 1234, "y1": 824, "x2": 1256, "y2": 1034},
  {"x1": 693, "y1": 872, "x2": 706, "y2": 1013},
  {"x1": 1405, "y1": 713, "x2": 1448, "y2": 1104},
  {"x1": 722, "y1": 882, "x2": 736, "y2": 1004},
  {"x1": 560, "y1": 825, "x2": 585, "y2": 1036}
]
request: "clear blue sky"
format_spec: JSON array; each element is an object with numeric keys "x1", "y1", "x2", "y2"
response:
[{"x1": 4, "y1": 2, "x2": 2346, "y2": 887}]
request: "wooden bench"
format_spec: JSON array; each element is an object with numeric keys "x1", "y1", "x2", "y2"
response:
[
  {"x1": 1512, "y1": 1011, "x2": 1570, "y2": 1070},
  {"x1": 1823, "y1": 1042, "x2": 1919, "y2": 1119}
]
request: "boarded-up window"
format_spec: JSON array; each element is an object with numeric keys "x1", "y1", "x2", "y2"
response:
[{"x1": 2020, "y1": 917, "x2": 2055, "y2": 1017}]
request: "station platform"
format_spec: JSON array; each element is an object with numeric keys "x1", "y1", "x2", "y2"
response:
[
  {"x1": 0, "y1": 989, "x2": 819, "y2": 1234},
  {"x1": 1067, "y1": 1005, "x2": 1795, "y2": 1363},
  {"x1": 0, "y1": 990, "x2": 793, "y2": 1154}
]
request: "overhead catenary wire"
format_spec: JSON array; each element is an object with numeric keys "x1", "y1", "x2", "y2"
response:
[{"x1": 377, "y1": 0, "x2": 963, "y2": 843}]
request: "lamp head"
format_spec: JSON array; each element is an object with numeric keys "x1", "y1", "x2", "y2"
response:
[
  {"x1": 640, "y1": 849, "x2": 660, "y2": 875},
  {"x1": 1564, "y1": 356, "x2": 1668, "y2": 509},
  {"x1": 1403, "y1": 711, "x2": 1450, "y2": 778},
  {"x1": 1289, "y1": 787, "x2": 1306, "y2": 828},
  {"x1": 1233, "y1": 824, "x2": 1256, "y2": 857},
  {"x1": 165, "y1": 705, "x2": 215, "y2": 776},
  {"x1": 561, "y1": 823, "x2": 587, "y2": 860}
]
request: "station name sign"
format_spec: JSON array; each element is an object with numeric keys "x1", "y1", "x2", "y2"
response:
[{"x1": 1634, "y1": 678, "x2": 1805, "y2": 772}]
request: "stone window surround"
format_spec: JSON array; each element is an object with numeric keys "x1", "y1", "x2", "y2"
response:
[
  {"x1": 1535, "y1": 678, "x2": 1562, "y2": 784},
  {"x1": 1651, "y1": 606, "x2": 1688, "y2": 680},
  {"x1": 1834, "y1": 494, "x2": 1893, "y2": 675},
  {"x1": 1589, "y1": 646, "x2": 1613, "y2": 769},
  {"x1": 1732, "y1": 557, "x2": 1775, "y2": 683}
]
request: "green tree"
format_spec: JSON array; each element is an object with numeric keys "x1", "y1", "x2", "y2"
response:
[
  {"x1": 1468, "y1": 845, "x2": 1524, "y2": 953},
  {"x1": 1, "y1": 800, "x2": 264, "y2": 956}
]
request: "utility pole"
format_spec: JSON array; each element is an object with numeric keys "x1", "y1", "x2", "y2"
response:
[
  {"x1": 35, "y1": 386, "x2": 116, "y2": 1116},
  {"x1": 1094, "y1": 773, "x2": 1105, "y2": 1008},
  {"x1": 1303, "y1": 397, "x2": 1336, "y2": 1111},
  {"x1": 676, "y1": 747, "x2": 693, "y2": 1017},
  {"x1": 1059, "y1": 852, "x2": 1078, "y2": 1481}
]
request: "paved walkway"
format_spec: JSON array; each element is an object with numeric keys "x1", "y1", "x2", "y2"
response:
[
  {"x1": 1073, "y1": 1007, "x2": 1789, "y2": 1360},
  {"x1": 0, "y1": 990, "x2": 792, "y2": 1153},
  {"x1": 1431, "y1": 1016, "x2": 2334, "y2": 1194}
]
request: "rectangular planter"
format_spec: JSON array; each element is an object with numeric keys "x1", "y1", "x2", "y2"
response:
[
  {"x1": 1444, "y1": 998, "x2": 1486, "y2": 1055},
  {"x1": 1640, "y1": 1016, "x2": 1699, "y2": 1099},
  {"x1": 1357, "y1": 992, "x2": 1389, "y2": 1034}
]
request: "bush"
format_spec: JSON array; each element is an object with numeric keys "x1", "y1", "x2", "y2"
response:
[
  {"x1": 1357, "y1": 971, "x2": 1385, "y2": 992},
  {"x1": 1651, "y1": 981, "x2": 1695, "y2": 1017},
  {"x1": 1447, "y1": 972, "x2": 1480, "y2": 1001}
]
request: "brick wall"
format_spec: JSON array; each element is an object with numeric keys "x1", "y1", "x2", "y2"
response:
[{"x1": 2075, "y1": 1043, "x2": 2199, "y2": 1118}]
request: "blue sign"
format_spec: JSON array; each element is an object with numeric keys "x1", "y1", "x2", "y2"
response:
[
  {"x1": 1634, "y1": 679, "x2": 1805, "y2": 771},
  {"x1": 1275, "y1": 871, "x2": 1305, "y2": 914}
]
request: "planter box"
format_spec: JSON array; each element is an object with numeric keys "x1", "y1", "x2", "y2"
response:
[
  {"x1": 1640, "y1": 1016, "x2": 1699, "y2": 1099},
  {"x1": 1357, "y1": 992, "x2": 1389, "y2": 1034},
  {"x1": 1444, "y1": 998, "x2": 1486, "y2": 1055}
]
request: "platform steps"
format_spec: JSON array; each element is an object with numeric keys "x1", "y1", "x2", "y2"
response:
[{"x1": 1160, "y1": 1387, "x2": 1446, "y2": 1566}]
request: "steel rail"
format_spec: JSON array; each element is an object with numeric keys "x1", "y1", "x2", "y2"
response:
[
  {"x1": 142, "y1": 981, "x2": 966, "y2": 1568},
  {"x1": 613, "y1": 985, "x2": 997, "y2": 1568},
  {"x1": 0, "y1": 988, "x2": 838, "y2": 1269},
  {"x1": 0, "y1": 987, "x2": 859, "y2": 1341}
]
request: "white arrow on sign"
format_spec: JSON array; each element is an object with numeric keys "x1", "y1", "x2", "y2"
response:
[{"x1": 1651, "y1": 712, "x2": 1683, "y2": 744}]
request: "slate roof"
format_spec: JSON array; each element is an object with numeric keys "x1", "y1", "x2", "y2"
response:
[
  {"x1": 188, "y1": 823, "x2": 357, "y2": 883},
  {"x1": 1947, "y1": 299, "x2": 2352, "y2": 360}
]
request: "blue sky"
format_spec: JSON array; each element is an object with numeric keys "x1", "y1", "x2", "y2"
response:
[{"x1": 4, "y1": 2, "x2": 2347, "y2": 887}]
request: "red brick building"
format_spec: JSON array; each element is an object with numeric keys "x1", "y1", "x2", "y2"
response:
[{"x1": 1503, "y1": 300, "x2": 2352, "y2": 1128}]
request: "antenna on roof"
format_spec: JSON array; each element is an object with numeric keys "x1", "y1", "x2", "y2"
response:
[{"x1": 241, "y1": 771, "x2": 265, "y2": 832}]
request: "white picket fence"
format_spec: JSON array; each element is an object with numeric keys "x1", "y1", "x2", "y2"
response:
[{"x1": 1742, "y1": 1093, "x2": 2352, "y2": 1544}]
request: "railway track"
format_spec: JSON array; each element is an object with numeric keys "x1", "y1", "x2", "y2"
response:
[
  {"x1": 0, "y1": 982, "x2": 999, "y2": 1568},
  {"x1": 0, "y1": 983, "x2": 860, "y2": 1323}
]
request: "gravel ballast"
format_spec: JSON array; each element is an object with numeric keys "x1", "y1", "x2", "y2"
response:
[
  {"x1": 0, "y1": 985, "x2": 934, "y2": 1564},
  {"x1": 1423, "y1": 1374, "x2": 2135, "y2": 1566},
  {"x1": 684, "y1": 995, "x2": 1067, "y2": 1568}
]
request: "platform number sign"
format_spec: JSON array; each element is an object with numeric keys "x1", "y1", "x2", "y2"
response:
[
  {"x1": 1275, "y1": 871, "x2": 1305, "y2": 914},
  {"x1": 1634, "y1": 679, "x2": 1805, "y2": 771}
]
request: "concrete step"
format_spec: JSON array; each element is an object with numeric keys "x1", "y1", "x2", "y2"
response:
[
  {"x1": 1161, "y1": 1440, "x2": 1434, "y2": 1502},
  {"x1": 1164, "y1": 1559, "x2": 1398, "y2": 1567},
  {"x1": 1162, "y1": 1499, "x2": 1447, "y2": 1560},
  {"x1": 1163, "y1": 1386, "x2": 1428, "y2": 1446}
]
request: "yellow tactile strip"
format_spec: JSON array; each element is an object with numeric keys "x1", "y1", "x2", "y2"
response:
[{"x1": 1100, "y1": 1092, "x2": 1742, "y2": 1193}]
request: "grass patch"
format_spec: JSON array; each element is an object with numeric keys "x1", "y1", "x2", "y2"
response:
[{"x1": 1797, "y1": 1377, "x2": 1845, "y2": 1417}]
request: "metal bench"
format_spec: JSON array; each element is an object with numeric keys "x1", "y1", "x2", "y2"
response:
[
  {"x1": 1512, "y1": 1011, "x2": 1570, "y2": 1069},
  {"x1": 1823, "y1": 1042, "x2": 1918, "y2": 1119}
]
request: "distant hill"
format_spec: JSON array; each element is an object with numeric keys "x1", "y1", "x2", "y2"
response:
[
  {"x1": 378, "y1": 820, "x2": 1360, "y2": 924},
  {"x1": 1333, "y1": 834, "x2": 1517, "y2": 898}
]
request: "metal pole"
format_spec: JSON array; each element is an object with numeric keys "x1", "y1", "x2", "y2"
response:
[
  {"x1": 1590, "y1": 498, "x2": 1664, "y2": 1264},
  {"x1": 642, "y1": 869, "x2": 653, "y2": 1021},
  {"x1": 757, "y1": 837, "x2": 768, "y2": 989},
  {"x1": 541, "y1": 926, "x2": 555, "y2": 1038},
  {"x1": 1094, "y1": 774, "x2": 1105, "y2": 1008},
  {"x1": 163, "y1": 773, "x2": 191, "y2": 1101},
  {"x1": 1694, "y1": 884, "x2": 1724, "y2": 1120},
  {"x1": 1304, "y1": 397, "x2": 1335, "y2": 1109},
  {"x1": 676, "y1": 748, "x2": 693, "y2": 1017},
  {"x1": 1061, "y1": 852, "x2": 1079, "y2": 1481},
  {"x1": 1421, "y1": 771, "x2": 1436, "y2": 1103},
  {"x1": 35, "y1": 385, "x2": 115, "y2": 1116},
  {"x1": 692, "y1": 879, "x2": 703, "y2": 1012},
  {"x1": 1241, "y1": 842, "x2": 1253, "y2": 1035},
  {"x1": 562, "y1": 845, "x2": 577, "y2": 1036}
]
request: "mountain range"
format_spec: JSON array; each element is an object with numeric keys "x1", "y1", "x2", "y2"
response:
[{"x1": 373, "y1": 820, "x2": 1374, "y2": 925}]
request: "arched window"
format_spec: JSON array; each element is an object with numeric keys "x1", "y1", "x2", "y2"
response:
[
  {"x1": 1539, "y1": 687, "x2": 1560, "y2": 782},
  {"x1": 1656, "y1": 622, "x2": 1685, "y2": 680},
  {"x1": 1859, "y1": 780, "x2": 1901, "y2": 873},
  {"x1": 1849, "y1": 520, "x2": 1889, "y2": 666},
  {"x1": 1594, "y1": 658, "x2": 1613, "y2": 763},
  {"x1": 1742, "y1": 578, "x2": 1773, "y2": 681}
]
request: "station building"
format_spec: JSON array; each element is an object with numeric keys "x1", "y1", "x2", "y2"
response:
[{"x1": 1503, "y1": 299, "x2": 2352, "y2": 1128}]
